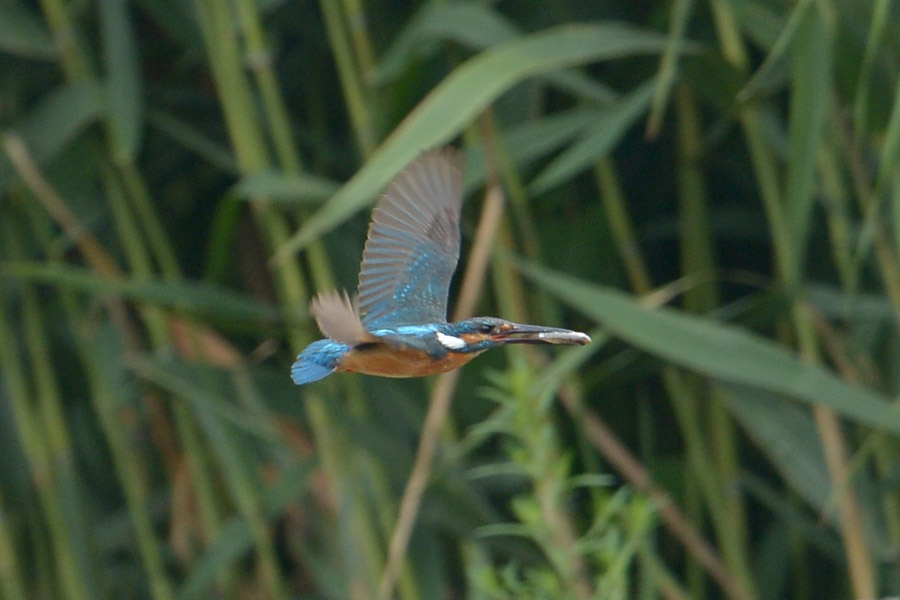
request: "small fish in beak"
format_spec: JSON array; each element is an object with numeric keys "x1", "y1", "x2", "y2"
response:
[{"x1": 492, "y1": 323, "x2": 591, "y2": 345}]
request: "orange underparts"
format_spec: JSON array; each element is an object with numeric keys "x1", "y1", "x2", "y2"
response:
[{"x1": 337, "y1": 344, "x2": 483, "y2": 378}]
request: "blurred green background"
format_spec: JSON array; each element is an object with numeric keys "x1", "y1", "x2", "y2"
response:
[{"x1": 1, "y1": 0, "x2": 899, "y2": 598}]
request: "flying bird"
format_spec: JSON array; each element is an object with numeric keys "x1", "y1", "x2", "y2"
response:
[{"x1": 291, "y1": 147, "x2": 590, "y2": 385}]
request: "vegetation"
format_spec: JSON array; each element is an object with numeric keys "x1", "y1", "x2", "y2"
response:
[{"x1": 1, "y1": 0, "x2": 899, "y2": 598}]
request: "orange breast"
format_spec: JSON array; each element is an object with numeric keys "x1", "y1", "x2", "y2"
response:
[{"x1": 337, "y1": 344, "x2": 482, "y2": 378}]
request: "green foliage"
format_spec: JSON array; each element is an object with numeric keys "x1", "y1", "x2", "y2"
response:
[
  {"x1": 469, "y1": 366, "x2": 654, "y2": 600},
  {"x1": 1, "y1": 0, "x2": 899, "y2": 599}
]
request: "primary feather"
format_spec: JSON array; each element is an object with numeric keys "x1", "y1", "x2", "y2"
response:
[{"x1": 357, "y1": 147, "x2": 463, "y2": 329}]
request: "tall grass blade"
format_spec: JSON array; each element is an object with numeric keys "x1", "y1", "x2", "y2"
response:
[
  {"x1": 784, "y1": 3, "x2": 831, "y2": 274},
  {"x1": 231, "y1": 171, "x2": 339, "y2": 203},
  {"x1": 148, "y1": 110, "x2": 239, "y2": 174},
  {"x1": 853, "y1": 0, "x2": 892, "y2": 136},
  {"x1": 0, "y1": 261, "x2": 283, "y2": 328},
  {"x1": 98, "y1": 0, "x2": 143, "y2": 162},
  {"x1": 736, "y1": 0, "x2": 814, "y2": 103},
  {"x1": 529, "y1": 80, "x2": 657, "y2": 195},
  {"x1": 646, "y1": 0, "x2": 696, "y2": 137}
]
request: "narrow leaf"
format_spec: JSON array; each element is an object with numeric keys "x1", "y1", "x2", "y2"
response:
[
  {"x1": 231, "y1": 171, "x2": 339, "y2": 203},
  {"x1": 529, "y1": 80, "x2": 657, "y2": 195},
  {"x1": 645, "y1": 0, "x2": 697, "y2": 137},
  {"x1": 466, "y1": 108, "x2": 608, "y2": 192},
  {"x1": 852, "y1": 0, "x2": 892, "y2": 136},
  {"x1": 0, "y1": 262, "x2": 284, "y2": 328},
  {"x1": 99, "y1": 0, "x2": 143, "y2": 161},
  {"x1": 737, "y1": 0, "x2": 815, "y2": 103},
  {"x1": 785, "y1": 4, "x2": 832, "y2": 274},
  {"x1": 722, "y1": 384, "x2": 830, "y2": 512},
  {"x1": 148, "y1": 110, "x2": 239, "y2": 174}
]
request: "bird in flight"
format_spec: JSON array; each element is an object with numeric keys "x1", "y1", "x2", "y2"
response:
[{"x1": 291, "y1": 147, "x2": 591, "y2": 385}]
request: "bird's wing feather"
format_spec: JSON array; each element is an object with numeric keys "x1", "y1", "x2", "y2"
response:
[
  {"x1": 358, "y1": 147, "x2": 463, "y2": 329},
  {"x1": 310, "y1": 289, "x2": 372, "y2": 345}
]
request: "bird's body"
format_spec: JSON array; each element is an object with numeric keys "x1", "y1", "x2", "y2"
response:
[
  {"x1": 339, "y1": 342, "x2": 479, "y2": 377},
  {"x1": 291, "y1": 148, "x2": 590, "y2": 385},
  {"x1": 295, "y1": 326, "x2": 484, "y2": 381}
]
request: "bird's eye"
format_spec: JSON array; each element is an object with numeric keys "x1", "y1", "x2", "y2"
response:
[{"x1": 479, "y1": 323, "x2": 494, "y2": 334}]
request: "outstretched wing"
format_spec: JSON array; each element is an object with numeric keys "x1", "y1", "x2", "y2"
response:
[{"x1": 357, "y1": 147, "x2": 463, "y2": 329}]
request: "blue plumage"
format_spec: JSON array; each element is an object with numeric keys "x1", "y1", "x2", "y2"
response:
[
  {"x1": 291, "y1": 339, "x2": 350, "y2": 385},
  {"x1": 356, "y1": 149, "x2": 461, "y2": 329}
]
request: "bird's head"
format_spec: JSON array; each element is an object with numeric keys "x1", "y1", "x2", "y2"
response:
[{"x1": 439, "y1": 317, "x2": 591, "y2": 353}]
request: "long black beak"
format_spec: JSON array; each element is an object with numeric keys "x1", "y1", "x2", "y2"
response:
[{"x1": 492, "y1": 323, "x2": 591, "y2": 345}]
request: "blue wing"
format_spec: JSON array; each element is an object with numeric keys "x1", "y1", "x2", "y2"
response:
[{"x1": 357, "y1": 148, "x2": 463, "y2": 329}]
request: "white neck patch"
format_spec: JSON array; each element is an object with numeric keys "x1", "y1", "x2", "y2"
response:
[{"x1": 436, "y1": 331, "x2": 467, "y2": 350}]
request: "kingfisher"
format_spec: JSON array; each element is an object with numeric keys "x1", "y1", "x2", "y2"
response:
[{"x1": 291, "y1": 147, "x2": 591, "y2": 385}]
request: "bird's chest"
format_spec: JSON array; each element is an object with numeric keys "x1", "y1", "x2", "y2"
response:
[{"x1": 337, "y1": 344, "x2": 480, "y2": 378}]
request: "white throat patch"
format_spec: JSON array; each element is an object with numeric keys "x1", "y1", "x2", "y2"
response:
[{"x1": 436, "y1": 331, "x2": 467, "y2": 350}]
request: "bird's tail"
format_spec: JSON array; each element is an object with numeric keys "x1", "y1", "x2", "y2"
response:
[
  {"x1": 291, "y1": 339, "x2": 346, "y2": 385},
  {"x1": 291, "y1": 358, "x2": 335, "y2": 385}
]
